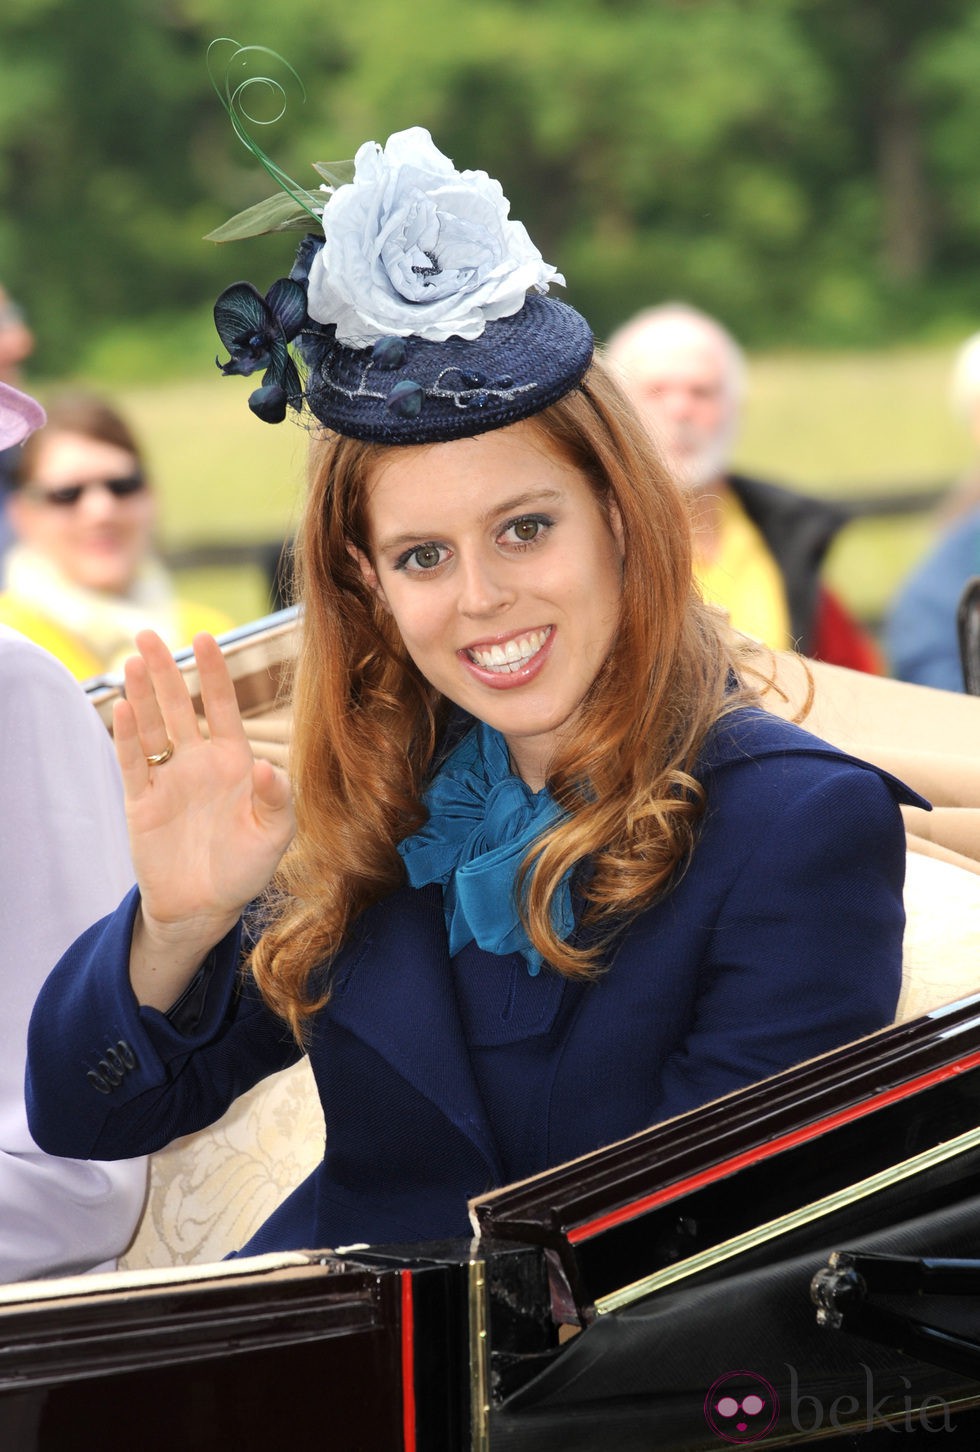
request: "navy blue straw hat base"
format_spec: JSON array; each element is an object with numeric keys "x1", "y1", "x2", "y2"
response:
[{"x1": 299, "y1": 293, "x2": 594, "y2": 444}]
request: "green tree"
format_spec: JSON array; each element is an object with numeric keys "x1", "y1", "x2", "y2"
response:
[{"x1": 2, "y1": 0, "x2": 980, "y2": 370}]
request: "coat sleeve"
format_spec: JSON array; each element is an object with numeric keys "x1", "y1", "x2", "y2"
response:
[
  {"x1": 645, "y1": 756, "x2": 908, "y2": 1121},
  {"x1": 0, "y1": 630, "x2": 147, "y2": 1280},
  {"x1": 25, "y1": 885, "x2": 303, "y2": 1163}
]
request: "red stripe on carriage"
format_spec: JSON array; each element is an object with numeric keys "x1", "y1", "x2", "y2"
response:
[
  {"x1": 401, "y1": 1269, "x2": 416, "y2": 1450},
  {"x1": 568, "y1": 1048, "x2": 980, "y2": 1244}
]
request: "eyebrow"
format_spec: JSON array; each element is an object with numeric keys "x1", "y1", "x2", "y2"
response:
[{"x1": 374, "y1": 488, "x2": 565, "y2": 554}]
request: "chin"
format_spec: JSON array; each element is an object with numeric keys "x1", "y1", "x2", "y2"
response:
[
  {"x1": 482, "y1": 702, "x2": 575, "y2": 746},
  {"x1": 75, "y1": 568, "x2": 132, "y2": 594}
]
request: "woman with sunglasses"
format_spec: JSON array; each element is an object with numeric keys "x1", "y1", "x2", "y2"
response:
[
  {"x1": 0, "y1": 392, "x2": 230, "y2": 679},
  {"x1": 26, "y1": 120, "x2": 923, "y2": 1258}
]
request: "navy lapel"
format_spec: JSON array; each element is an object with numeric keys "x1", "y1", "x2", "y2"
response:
[
  {"x1": 704, "y1": 707, "x2": 929, "y2": 809},
  {"x1": 324, "y1": 882, "x2": 502, "y2": 1179}
]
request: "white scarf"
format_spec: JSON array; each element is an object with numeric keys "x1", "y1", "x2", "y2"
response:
[{"x1": 5, "y1": 544, "x2": 182, "y2": 673}]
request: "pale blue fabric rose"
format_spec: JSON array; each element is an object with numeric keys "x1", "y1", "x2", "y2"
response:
[{"x1": 306, "y1": 127, "x2": 564, "y2": 348}]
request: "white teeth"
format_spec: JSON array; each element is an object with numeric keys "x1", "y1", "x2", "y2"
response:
[{"x1": 468, "y1": 628, "x2": 550, "y2": 673}]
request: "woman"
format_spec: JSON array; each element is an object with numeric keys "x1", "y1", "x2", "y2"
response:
[
  {"x1": 0, "y1": 380, "x2": 146, "y2": 1281},
  {"x1": 0, "y1": 392, "x2": 230, "y2": 679},
  {"x1": 26, "y1": 122, "x2": 922, "y2": 1254}
]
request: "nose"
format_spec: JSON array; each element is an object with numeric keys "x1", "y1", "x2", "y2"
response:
[
  {"x1": 78, "y1": 482, "x2": 123, "y2": 520},
  {"x1": 455, "y1": 549, "x2": 514, "y2": 619},
  {"x1": 659, "y1": 386, "x2": 695, "y2": 423}
]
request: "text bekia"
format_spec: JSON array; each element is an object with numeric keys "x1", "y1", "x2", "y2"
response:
[
  {"x1": 704, "y1": 1364, "x2": 956, "y2": 1442},
  {"x1": 786, "y1": 1364, "x2": 954, "y2": 1436}
]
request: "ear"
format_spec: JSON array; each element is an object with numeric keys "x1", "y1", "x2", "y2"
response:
[{"x1": 349, "y1": 543, "x2": 390, "y2": 610}]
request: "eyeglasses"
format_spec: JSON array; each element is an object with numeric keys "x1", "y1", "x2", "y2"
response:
[{"x1": 23, "y1": 472, "x2": 147, "y2": 508}]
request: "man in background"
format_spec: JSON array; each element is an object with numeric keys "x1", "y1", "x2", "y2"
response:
[
  {"x1": 606, "y1": 303, "x2": 881, "y2": 672},
  {"x1": 886, "y1": 329, "x2": 980, "y2": 692}
]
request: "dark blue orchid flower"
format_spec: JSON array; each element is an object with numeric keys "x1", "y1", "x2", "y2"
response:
[
  {"x1": 289, "y1": 233, "x2": 324, "y2": 287},
  {"x1": 214, "y1": 277, "x2": 307, "y2": 423}
]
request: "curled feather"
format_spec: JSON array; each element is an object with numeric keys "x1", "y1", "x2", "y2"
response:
[{"x1": 206, "y1": 37, "x2": 324, "y2": 236}]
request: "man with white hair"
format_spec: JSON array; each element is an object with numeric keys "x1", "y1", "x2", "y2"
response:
[{"x1": 606, "y1": 303, "x2": 880, "y2": 670}]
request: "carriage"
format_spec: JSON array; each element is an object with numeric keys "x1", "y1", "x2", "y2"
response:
[{"x1": 3, "y1": 608, "x2": 980, "y2": 1450}]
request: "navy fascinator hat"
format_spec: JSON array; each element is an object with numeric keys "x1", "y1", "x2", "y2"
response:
[{"x1": 208, "y1": 48, "x2": 592, "y2": 445}]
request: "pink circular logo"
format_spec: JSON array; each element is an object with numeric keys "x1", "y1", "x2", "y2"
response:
[{"x1": 704, "y1": 1371, "x2": 780, "y2": 1443}]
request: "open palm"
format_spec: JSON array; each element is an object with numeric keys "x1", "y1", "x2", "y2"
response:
[{"x1": 114, "y1": 631, "x2": 295, "y2": 978}]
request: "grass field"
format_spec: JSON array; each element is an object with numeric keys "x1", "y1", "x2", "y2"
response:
[{"x1": 40, "y1": 343, "x2": 971, "y2": 631}]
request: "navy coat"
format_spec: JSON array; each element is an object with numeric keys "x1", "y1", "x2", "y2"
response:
[{"x1": 26, "y1": 709, "x2": 923, "y2": 1252}]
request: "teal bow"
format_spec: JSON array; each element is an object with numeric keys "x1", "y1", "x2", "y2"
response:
[{"x1": 397, "y1": 723, "x2": 573, "y2": 975}]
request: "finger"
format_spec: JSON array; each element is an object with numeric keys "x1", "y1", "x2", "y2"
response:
[
  {"x1": 123, "y1": 652, "x2": 173, "y2": 760},
  {"x1": 112, "y1": 697, "x2": 150, "y2": 795},
  {"x1": 252, "y1": 759, "x2": 294, "y2": 816},
  {"x1": 132, "y1": 630, "x2": 202, "y2": 748},
  {"x1": 193, "y1": 633, "x2": 250, "y2": 747}
]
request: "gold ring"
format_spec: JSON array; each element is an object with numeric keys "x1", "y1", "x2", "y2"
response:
[{"x1": 145, "y1": 740, "x2": 175, "y2": 767}]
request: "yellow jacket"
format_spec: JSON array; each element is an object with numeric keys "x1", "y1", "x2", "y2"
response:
[{"x1": 0, "y1": 593, "x2": 234, "y2": 682}]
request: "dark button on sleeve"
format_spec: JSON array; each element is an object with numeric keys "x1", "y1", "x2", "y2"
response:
[
  {"x1": 104, "y1": 1043, "x2": 130, "y2": 1077},
  {"x1": 97, "y1": 1056, "x2": 123, "y2": 1086},
  {"x1": 88, "y1": 1039, "x2": 138, "y2": 1093}
]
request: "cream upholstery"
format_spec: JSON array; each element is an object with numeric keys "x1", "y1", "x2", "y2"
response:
[
  {"x1": 107, "y1": 622, "x2": 980, "y2": 1269},
  {"x1": 897, "y1": 850, "x2": 980, "y2": 1022},
  {"x1": 119, "y1": 1057, "x2": 322, "y2": 1270}
]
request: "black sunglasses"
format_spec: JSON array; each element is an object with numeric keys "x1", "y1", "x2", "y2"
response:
[{"x1": 24, "y1": 472, "x2": 147, "y2": 508}]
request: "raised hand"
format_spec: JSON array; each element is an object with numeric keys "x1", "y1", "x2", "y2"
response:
[{"x1": 113, "y1": 630, "x2": 296, "y2": 1009}]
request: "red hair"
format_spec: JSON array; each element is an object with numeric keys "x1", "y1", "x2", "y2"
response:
[{"x1": 250, "y1": 357, "x2": 747, "y2": 1040}]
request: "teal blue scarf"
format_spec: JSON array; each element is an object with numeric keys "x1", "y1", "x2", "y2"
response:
[{"x1": 396, "y1": 722, "x2": 573, "y2": 975}]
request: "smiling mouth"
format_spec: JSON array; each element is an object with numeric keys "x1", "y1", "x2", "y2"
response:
[{"x1": 465, "y1": 627, "x2": 552, "y2": 674}]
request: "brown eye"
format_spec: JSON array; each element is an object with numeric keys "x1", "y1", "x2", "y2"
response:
[
  {"x1": 411, "y1": 544, "x2": 443, "y2": 569},
  {"x1": 500, "y1": 514, "x2": 552, "y2": 548},
  {"x1": 394, "y1": 540, "x2": 450, "y2": 573}
]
